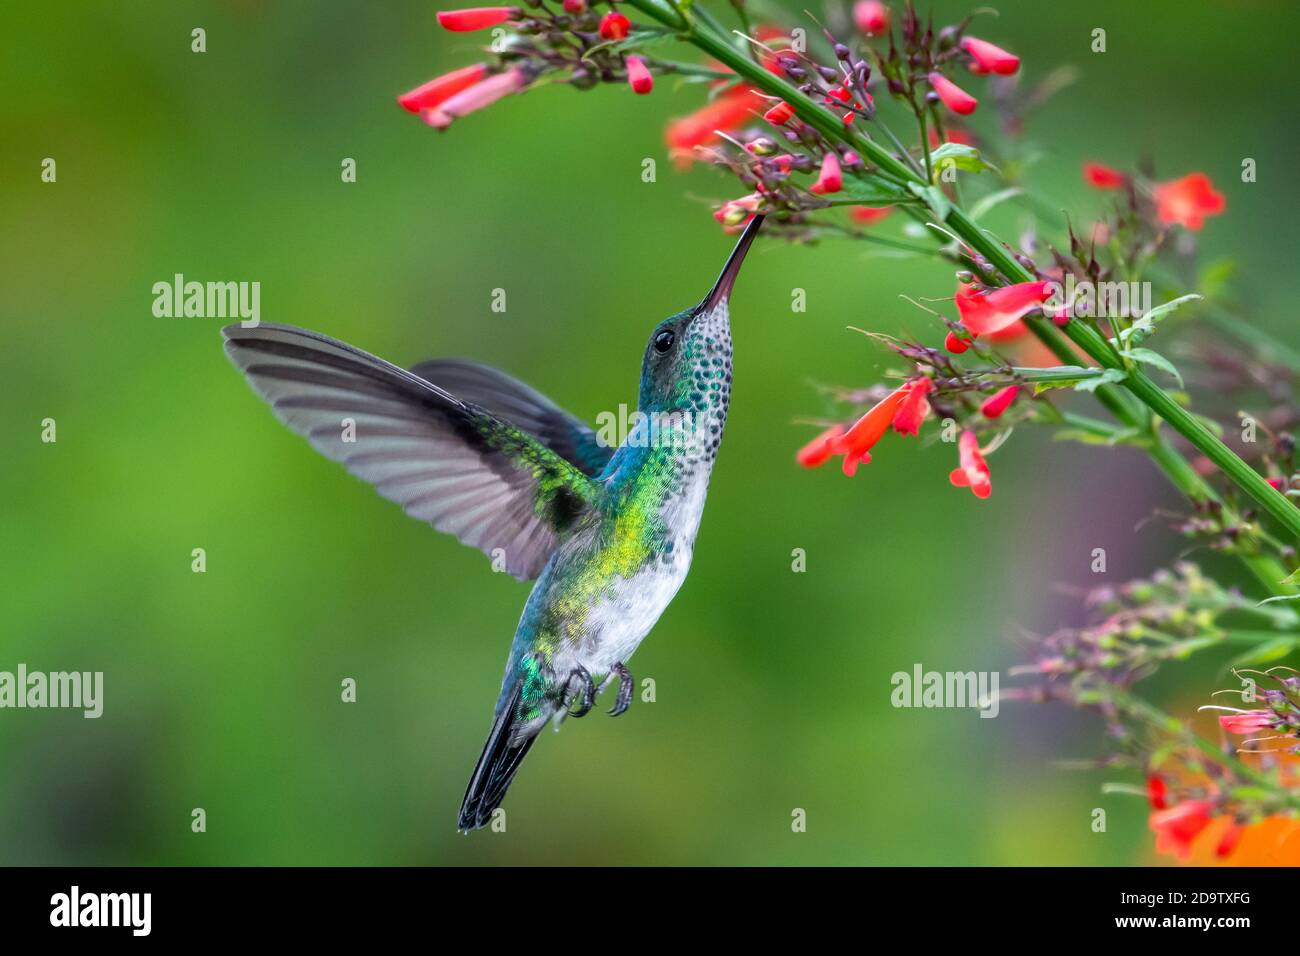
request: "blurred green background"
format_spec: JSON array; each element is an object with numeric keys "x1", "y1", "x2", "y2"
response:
[{"x1": 2, "y1": 0, "x2": 1296, "y2": 865}]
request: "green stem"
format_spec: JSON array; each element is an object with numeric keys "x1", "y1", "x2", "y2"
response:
[
  {"x1": 627, "y1": 0, "x2": 1300, "y2": 571},
  {"x1": 1112, "y1": 689, "x2": 1300, "y2": 808}
]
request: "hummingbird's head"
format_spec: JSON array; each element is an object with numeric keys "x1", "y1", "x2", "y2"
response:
[{"x1": 637, "y1": 216, "x2": 763, "y2": 416}]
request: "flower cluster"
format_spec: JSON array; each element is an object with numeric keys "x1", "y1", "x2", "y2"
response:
[
  {"x1": 1008, "y1": 562, "x2": 1300, "y2": 862},
  {"x1": 399, "y1": 0, "x2": 1300, "y2": 869}
]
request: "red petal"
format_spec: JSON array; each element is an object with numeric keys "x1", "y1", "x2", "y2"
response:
[
  {"x1": 928, "y1": 72, "x2": 978, "y2": 115},
  {"x1": 961, "y1": 37, "x2": 1020, "y2": 75},
  {"x1": 397, "y1": 64, "x2": 489, "y2": 113},
  {"x1": 436, "y1": 7, "x2": 514, "y2": 31}
]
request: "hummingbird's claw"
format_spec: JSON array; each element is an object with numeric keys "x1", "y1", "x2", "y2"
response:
[
  {"x1": 566, "y1": 666, "x2": 596, "y2": 718},
  {"x1": 608, "y1": 662, "x2": 634, "y2": 717}
]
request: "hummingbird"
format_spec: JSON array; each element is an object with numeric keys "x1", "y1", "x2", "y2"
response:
[{"x1": 222, "y1": 215, "x2": 763, "y2": 830}]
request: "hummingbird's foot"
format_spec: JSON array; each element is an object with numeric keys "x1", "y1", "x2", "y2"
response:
[
  {"x1": 565, "y1": 666, "x2": 596, "y2": 718},
  {"x1": 608, "y1": 662, "x2": 634, "y2": 717}
]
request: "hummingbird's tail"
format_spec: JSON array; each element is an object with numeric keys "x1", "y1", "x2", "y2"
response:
[{"x1": 458, "y1": 681, "x2": 536, "y2": 832}]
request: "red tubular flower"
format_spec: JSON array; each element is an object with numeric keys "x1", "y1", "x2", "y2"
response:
[
  {"x1": 626, "y1": 55, "x2": 653, "y2": 94},
  {"x1": 1083, "y1": 162, "x2": 1126, "y2": 190},
  {"x1": 980, "y1": 385, "x2": 1019, "y2": 419},
  {"x1": 838, "y1": 386, "x2": 911, "y2": 476},
  {"x1": 850, "y1": 206, "x2": 891, "y2": 225},
  {"x1": 1216, "y1": 823, "x2": 1244, "y2": 859},
  {"x1": 949, "y1": 430, "x2": 991, "y2": 498},
  {"x1": 853, "y1": 0, "x2": 889, "y2": 34},
  {"x1": 764, "y1": 101, "x2": 796, "y2": 125},
  {"x1": 891, "y1": 378, "x2": 933, "y2": 436},
  {"x1": 397, "y1": 63, "x2": 489, "y2": 114},
  {"x1": 928, "y1": 72, "x2": 977, "y2": 115},
  {"x1": 1146, "y1": 775, "x2": 1168, "y2": 810},
  {"x1": 809, "y1": 152, "x2": 842, "y2": 195},
  {"x1": 961, "y1": 36, "x2": 1019, "y2": 75},
  {"x1": 1153, "y1": 172, "x2": 1226, "y2": 231},
  {"x1": 1150, "y1": 800, "x2": 1214, "y2": 861},
  {"x1": 796, "y1": 425, "x2": 845, "y2": 468},
  {"x1": 436, "y1": 6, "x2": 515, "y2": 31},
  {"x1": 956, "y1": 281, "x2": 1054, "y2": 336},
  {"x1": 1218, "y1": 711, "x2": 1276, "y2": 735},
  {"x1": 421, "y1": 67, "x2": 527, "y2": 129},
  {"x1": 944, "y1": 330, "x2": 970, "y2": 354},
  {"x1": 666, "y1": 89, "x2": 763, "y2": 168},
  {"x1": 599, "y1": 10, "x2": 632, "y2": 40}
]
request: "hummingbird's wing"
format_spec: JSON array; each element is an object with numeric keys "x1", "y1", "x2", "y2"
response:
[
  {"x1": 408, "y1": 359, "x2": 612, "y2": 476},
  {"x1": 222, "y1": 323, "x2": 605, "y2": 580}
]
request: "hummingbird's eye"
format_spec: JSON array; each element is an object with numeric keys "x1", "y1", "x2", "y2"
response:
[{"x1": 653, "y1": 329, "x2": 676, "y2": 353}]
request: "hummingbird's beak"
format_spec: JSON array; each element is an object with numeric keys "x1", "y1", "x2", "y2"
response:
[{"x1": 697, "y1": 214, "x2": 764, "y2": 314}]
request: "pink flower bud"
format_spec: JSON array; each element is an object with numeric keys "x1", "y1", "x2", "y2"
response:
[
  {"x1": 853, "y1": 0, "x2": 889, "y2": 34},
  {"x1": 397, "y1": 63, "x2": 489, "y2": 113},
  {"x1": 961, "y1": 36, "x2": 1019, "y2": 75},
  {"x1": 625, "y1": 55, "x2": 653, "y2": 94},
  {"x1": 809, "y1": 152, "x2": 842, "y2": 195},
  {"x1": 980, "y1": 385, "x2": 1020, "y2": 419},
  {"x1": 562, "y1": 0, "x2": 586, "y2": 12},
  {"x1": 944, "y1": 331, "x2": 970, "y2": 354},
  {"x1": 436, "y1": 7, "x2": 515, "y2": 31},
  {"x1": 928, "y1": 72, "x2": 977, "y2": 115}
]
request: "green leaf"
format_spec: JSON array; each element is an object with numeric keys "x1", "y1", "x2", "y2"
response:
[
  {"x1": 1114, "y1": 295, "x2": 1203, "y2": 348},
  {"x1": 1257, "y1": 593, "x2": 1300, "y2": 607},
  {"x1": 907, "y1": 182, "x2": 950, "y2": 222},
  {"x1": 1073, "y1": 368, "x2": 1128, "y2": 392},
  {"x1": 1229, "y1": 636, "x2": 1298, "y2": 668},
  {"x1": 1127, "y1": 347, "x2": 1184, "y2": 387},
  {"x1": 1282, "y1": 567, "x2": 1300, "y2": 585},
  {"x1": 835, "y1": 174, "x2": 912, "y2": 205},
  {"x1": 928, "y1": 143, "x2": 997, "y2": 182},
  {"x1": 969, "y1": 187, "x2": 1023, "y2": 221}
]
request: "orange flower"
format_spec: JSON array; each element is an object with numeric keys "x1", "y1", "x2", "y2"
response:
[
  {"x1": 891, "y1": 378, "x2": 933, "y2": 436},
  {"x1": 949, "y1": 430, "x2": 991, "y2": 498},
  {"x1": 1150, "y1": 800, "x2": 1215, "y2": 860},
  {"x1": 795, "y1": 425, "x2": 844, "y2": 468},
  {"x1": 838, "y1": 386, "x2": 911, "y2": 476},
  {"x1": 955, "y1": 281, "x2": 1054, "y2": 336},
  {"x1": 666, "y1": 89, "x2": 763, "y2": 168},
  {"x1": 1152, "y1": 172, "x2": 1226, "y2": 231}
]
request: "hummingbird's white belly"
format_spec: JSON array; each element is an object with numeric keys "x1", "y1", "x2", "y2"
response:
[{"x1": 555, "y1": 472, "x2": 710, "y2": 684}]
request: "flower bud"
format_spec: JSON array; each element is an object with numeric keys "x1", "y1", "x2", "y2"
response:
[
  {"x1": 625, "y1": 55, "x2": 652, "y2": 94},
  {"x1": 598, "y1": 10, "x2": 631, "y2": 39},
  {"x1": 764, "y1": 101, "x2": 796, "y2": 125},
  {"x1": 436, "y1": 6, "x2": 516, "y2": 31}
]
